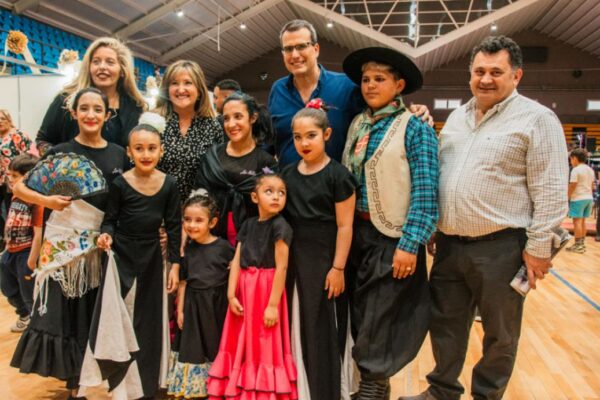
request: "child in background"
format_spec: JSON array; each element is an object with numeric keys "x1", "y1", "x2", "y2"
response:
[
  {"x1": 195, "y1": 92, "x2": 276, "y2": 246},
  {"x1": 167, "y1": 189, "x2": 234, "y2": 398},
  {"x1": 94, "y1": 119, "x2": 181, "y2": 398},
  {"x1": 0, "y1": 153, "x2": 42, "y2": 333},
  {"x1": 566, "y1": 148, "x2": 596, "y2": 253},
  {"x1": 281, "y1": 103, "x2": 357, "y2": 400},
  {"x1": 207, "y1": 174, "x2": 297, "y2": 400}
]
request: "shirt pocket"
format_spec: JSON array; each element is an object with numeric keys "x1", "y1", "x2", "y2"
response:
[{"x1": 479, "y1": 131, "x2": 528, "y2": 174}]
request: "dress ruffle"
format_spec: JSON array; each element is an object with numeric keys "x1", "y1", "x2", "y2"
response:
[
  {"x1": 207, "y1": 267, "x2": 297, "y2": 400},
  {"x1": 11, "y1": 326, "x2": 82, "y2": 380}
]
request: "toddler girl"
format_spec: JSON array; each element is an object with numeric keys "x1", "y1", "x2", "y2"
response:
[
  {"x1": 207, "y1": 174, "x2": 297, "y2": 400},
  {"x1": 167, "y1": 189, "x2": 234, "y2": 398}
]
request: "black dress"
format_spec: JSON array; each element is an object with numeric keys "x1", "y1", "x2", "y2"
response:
[
  {"x1": 11, "y1": 140, "x2": 128, "y2": 389},
  {"x1": 176, "y1": 238, "x2": 234, "y2": 364},
  {"x1": 167, "y1": 238, "x2": 234, "y2": 398},
  {"x1": 195, "y1": 143, "x2": 277, "y2": 244},
  {"x1": 92, "y1": 174, "x2": 181, "y2": 397},
  {"x1": 281, "y1": 159, "x2": 358, "y2": 400},
  {"x1": 36, "y1": 93, "x2": 143, "y2": 153},
  {"x1": 158, "y1": 113, "x2": 224, "y2": 201}
]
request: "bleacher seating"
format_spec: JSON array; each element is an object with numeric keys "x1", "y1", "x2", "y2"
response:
[{"x1": 0, "y1": 6, "x2": 160, "y2": 89}]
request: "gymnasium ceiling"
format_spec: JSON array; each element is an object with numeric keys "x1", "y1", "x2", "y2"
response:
[{"x1": 1, "y1": 0, "x2": 599, "y2": 83}]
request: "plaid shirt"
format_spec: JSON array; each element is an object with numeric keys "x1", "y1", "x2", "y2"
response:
[
  {"x1": 356, "y1": 111, "x2": 439, "y2": 254},
  {"x1": 438, "y1": 90, "x2": 568, "y2": 258}
]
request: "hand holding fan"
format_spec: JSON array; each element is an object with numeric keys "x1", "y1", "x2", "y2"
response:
[{"x1": 25, "y1": 152, "x2": 107, "y2": 199}]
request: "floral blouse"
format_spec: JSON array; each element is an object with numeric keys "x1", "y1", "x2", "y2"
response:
[
  {"x1": 157, "y1": 113, "x2": 224, "y2": 201},
  {"x1": 1, "y1": 129, "x2": 36, "y2": 184}
]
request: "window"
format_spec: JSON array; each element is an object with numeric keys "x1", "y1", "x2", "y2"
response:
[
  {"x1": 434, "y1": 98, "x2": 462, "y2": 110},
  {"x1": 586, "y1": 100, "x2": 600, "y2": 111}
]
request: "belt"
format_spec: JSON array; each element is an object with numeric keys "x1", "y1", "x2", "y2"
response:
[
  {"x1": 444, "y1": 228, "x2": 523, "y2": 242},
  {"x1": 355, "y1": 211, "x2": 371, "y2": 221}
]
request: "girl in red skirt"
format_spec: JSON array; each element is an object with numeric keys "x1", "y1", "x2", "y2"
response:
[{"x1": 207, "y1": 174, "x2": 297, "y2": 400}]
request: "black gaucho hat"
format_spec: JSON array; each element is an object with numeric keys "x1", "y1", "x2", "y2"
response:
[{"x1": 343, "y1": 47, "x2": 423, "y2": 95}]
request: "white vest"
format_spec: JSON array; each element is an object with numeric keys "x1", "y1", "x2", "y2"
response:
[{"x1": 343, "y1": 112, "x2": 412, "y2": 238}]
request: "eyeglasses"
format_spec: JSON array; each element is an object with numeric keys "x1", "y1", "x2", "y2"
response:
[{"x1": 281, "y1": 42, "x2": 314, "y2": 54}]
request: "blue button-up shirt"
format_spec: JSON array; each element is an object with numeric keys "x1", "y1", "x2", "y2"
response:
[
  {"x1": 268, "y1": 65, "x2": 364, "y2": 167},
  {"x1": 356, "y1": 111, "x2": 439, "y2": 254}
]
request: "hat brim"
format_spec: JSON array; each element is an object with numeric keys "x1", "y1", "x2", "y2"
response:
[{"x1": 343, "y1": 47, "x2": 423, "y2": 95}]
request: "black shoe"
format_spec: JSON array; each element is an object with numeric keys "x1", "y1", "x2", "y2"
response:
[
  {"x1": 355, "y1": 378, "x2": 390, "y2": 400},
  {"x1": 397, "y1": 390, "x2": 437, "y2": 400},
  {"x1": 595, "y1": 234, "x2": 600, "y2": 242}
]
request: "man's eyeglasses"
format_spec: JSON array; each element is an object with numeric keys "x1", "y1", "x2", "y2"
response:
[{"x1": 281, "y1": 42, "x2": 314, "y2": 54}]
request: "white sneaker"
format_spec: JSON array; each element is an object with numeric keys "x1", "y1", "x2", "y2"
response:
[{"x1": 10, "y1": 315, "x2": 30, "y2": 333}]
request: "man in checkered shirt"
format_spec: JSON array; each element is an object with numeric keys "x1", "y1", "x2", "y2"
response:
[{"x1": 400, "y1": 36, "x2": 569, "y2": 400}]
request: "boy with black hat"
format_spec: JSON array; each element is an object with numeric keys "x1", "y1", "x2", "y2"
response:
[{"x1": 341, "y1": 47, "x2": 439, "y2": 399}]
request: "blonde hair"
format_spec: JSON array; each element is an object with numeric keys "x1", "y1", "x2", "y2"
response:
[
  {"x1": 154, "y1": 60, "x2": 215, "y2": 119},
  {"x1": 62, "y1": 37, "x2": 147, "y2": 110},
  {"x1": 0, "y1": 109, "x2": 15, "y2": 128}
]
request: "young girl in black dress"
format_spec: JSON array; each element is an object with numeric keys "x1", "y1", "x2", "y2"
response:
[
  {"x1": 207, "y1": 174, "x2": 297, "y2": 400},
  {"x1": 195, "y1": 93, "x2": 276, "y2": 245},
  {"x1": 92, "y1": 120, "x2": 181, "y2": 399},
  {"x1": 281, "y1": 104, "x2": 357, "y2": 400},
  {"x1": 167, "y1": 189, "x2": 234, "y2": 398},
  {"x1": 11, "y1": 87, "x2": 129, "y2": 400}
]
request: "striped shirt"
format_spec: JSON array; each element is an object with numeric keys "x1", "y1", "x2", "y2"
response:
[
  {"x1": 356, "y1": 111, "x2": 439, "y2": 254},
  {"x1": 438, "y1": 90, "x2": 569, "y2": 258}
]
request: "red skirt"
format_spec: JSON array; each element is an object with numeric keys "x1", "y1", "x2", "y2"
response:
[{"x1": 207, "y1": 267, "x2": 298, "y2": 400}]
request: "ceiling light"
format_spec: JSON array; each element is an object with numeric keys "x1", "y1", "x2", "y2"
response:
[
  {"x1": 240, "y1": 22, "x2": 247, "y2": 30},
  {"x1": 176, "y1": 9, "x2": 184, "y2": 18},
  {"x1": 491, "y1": 22, "x2": 498, "y2": 32},
  {"x1": 326, "y1": 19, "x2": 333, "y2": 29}
]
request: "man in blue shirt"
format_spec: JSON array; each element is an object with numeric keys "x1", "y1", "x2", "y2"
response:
[
  {"x1": 269, "y1": 20, "x2": 363, "y2": 166},
  {"x1": 269, "y1": 19, "x2": 430, "y2": 167}
]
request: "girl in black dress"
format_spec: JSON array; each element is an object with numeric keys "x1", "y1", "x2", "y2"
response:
[
  {"x1": 281, "y1": 105, "x2": 357, "y2": 400},
  {"x1": 167, "y1": 190, "x2": 234, "y2": 398},
  {"x1": 93, "y1": 122, "x2": 181, "y2": 399},
  {"x1": 195, "y1": 93, "x2": 276, "y2": 245},
  {"x1": 207, "y1": 174, "x2": 297, "y2": 399},
  {"x1": 11, "y1": 87, "x2": 129, "y2": 400}
]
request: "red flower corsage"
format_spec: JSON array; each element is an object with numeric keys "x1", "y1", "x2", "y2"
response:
[{"x1": 306, "y1": 98, "x2": 324, "y2": 110}]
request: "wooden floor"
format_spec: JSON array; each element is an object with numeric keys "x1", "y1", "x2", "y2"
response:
[{"x1": 1, "y1": 238, "x2": 599, "y2": 399}]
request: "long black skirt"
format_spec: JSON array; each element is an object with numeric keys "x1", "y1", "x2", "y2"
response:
[
  {"x1": 288, "y1": 219, "x2": 349, "y2": 400},
  {"x1": 11, "y1": 279, "x2": 98, "y2": 389},
  {"x1": 347, "y1": 218, "x2": 430, "y2": 380},
  {"x1": 174, "y1": 284, "x2": 228, "y2": 364},
  {"x1": 87, "y1": 233, "x2": 165, "y2": 398}
]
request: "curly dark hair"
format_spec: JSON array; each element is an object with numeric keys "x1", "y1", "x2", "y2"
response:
[{"x1": 470, "y1": 35, "x2": 523, "y2": 70}]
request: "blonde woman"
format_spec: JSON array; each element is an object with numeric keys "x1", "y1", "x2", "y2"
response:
[
  {"x1": 155, "y1": 59, "x2": 224, "y2": 200},
  {"x1": 36, "y1": 37, "x2": 147, "y2": 153}
]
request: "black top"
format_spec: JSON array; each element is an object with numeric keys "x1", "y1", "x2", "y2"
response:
[
  {"x1": 101, "y1": 174, "x2": 182, "y2": 264},
  {"x1": 217, "y1": 145, "x2": 277, "y2": 185},
  {"x1": 45, "y1": 140, "x2": 129, "y2": 211},
  {"x1": 237, "y1": 215, "x2": 293, "y2": 269},
  {"x1": 282, "y1": 159, "x2": 357, "y2": 223},
  {"x1": 157, "y1": 112, "x2": 224, "y2": 201},
  {"x1": 36, "y1": 92, "x2": 144, "y2": 153},
  {"x1": 104, "y1": 108, "x2": 124, "y2": 145},
  {"x1": 195, "y1": 143, "x2": 277, "y2": 240},
  {"x1": 180, "y1": 238, "x2": 234, "y2": 290}
]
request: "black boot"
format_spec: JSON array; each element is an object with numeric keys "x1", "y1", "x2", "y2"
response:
[{"x1": 354, "y1": 378, "x2": 390, "y2": 400}]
